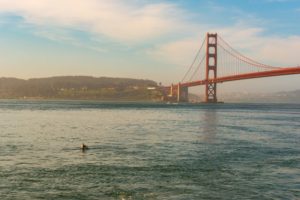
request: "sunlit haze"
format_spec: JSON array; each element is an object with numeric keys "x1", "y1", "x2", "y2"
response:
[{"x1": 1, "y1": 0, "x2": 300, "y2": 93}]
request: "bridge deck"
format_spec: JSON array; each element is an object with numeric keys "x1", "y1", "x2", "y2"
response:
[{"x1": 169, "y1": 67, "x2": 300, "y2": 88}]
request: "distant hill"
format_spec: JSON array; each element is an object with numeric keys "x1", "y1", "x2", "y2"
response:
[
  {"x1": 188, "y1": 90, "x2": 300, "y2": 103},
  {"x1": 219, "y1": 90, "x2": 300, "y2": 103},
  {"x1": 0, "y1": 76, "x2": 162, "y2": 101}
]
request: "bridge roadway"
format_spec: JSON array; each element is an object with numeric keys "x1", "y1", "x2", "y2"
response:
[{"x1": 168, "y1": 66, "x2": 300, "y2": 88}]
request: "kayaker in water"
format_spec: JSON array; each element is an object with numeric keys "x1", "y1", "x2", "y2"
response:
[{"x1": 80, "y1": 143, "x2": 88, "y2": 151}]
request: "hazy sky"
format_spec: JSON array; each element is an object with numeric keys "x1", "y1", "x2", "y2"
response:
[{"x1": 0, "y1": 0, "x2": 300, "y2": 93}]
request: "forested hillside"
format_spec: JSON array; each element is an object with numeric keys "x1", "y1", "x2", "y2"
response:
[{"x1": 0, "y1": 76, "x2": 162, "y2": 101}]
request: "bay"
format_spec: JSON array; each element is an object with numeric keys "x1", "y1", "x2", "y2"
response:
[{"x1": 0, "y1": 100, "x2": 299, "y2": 199}]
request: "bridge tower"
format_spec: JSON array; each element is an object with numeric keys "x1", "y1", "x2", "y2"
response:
[{"x1": 205, "y1": 33, "x2": 218, "y2": 103}]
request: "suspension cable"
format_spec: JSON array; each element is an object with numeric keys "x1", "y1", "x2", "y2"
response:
[
  {"x1": 217, "y1": 35, "x2": 280, "y2": 69},
  {"x1": 181, "y1": 37, "x2": 206, "y2": 82},
  {"x1": 217, "y1": 42, "x2": 279, "y2": 70},
  {"x1": 189, "y1": 53, "x2": 206, "y2": 82}
]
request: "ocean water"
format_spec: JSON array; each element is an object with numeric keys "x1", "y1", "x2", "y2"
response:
[{"x1": 0, "y1": 100, "x2": 299, "y2": 200}]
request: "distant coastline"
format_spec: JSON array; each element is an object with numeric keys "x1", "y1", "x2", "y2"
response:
[
  {"x1": 0, "y1": 76, "x2": 163, "y2": 101},
  {"x1": 1, "y1": 76, "x2": 300, "y2": 103}
]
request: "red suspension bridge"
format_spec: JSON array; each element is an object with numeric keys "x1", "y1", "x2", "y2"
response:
[{"x1": 163, "y1": 33, "x2": 300, "y2": 103}]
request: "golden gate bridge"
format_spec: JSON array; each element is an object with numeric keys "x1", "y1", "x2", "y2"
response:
[{"x1": 163, "y1": 33, "x2": 300, "y2": 103}]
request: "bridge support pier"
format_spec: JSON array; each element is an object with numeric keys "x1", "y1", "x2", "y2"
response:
[
  {"x1": 164, "y1": 83, "x2": 188, "y2": 102},
  {"x1": 177, "y1": 83, "x2": 188, "y2": 102},
  {"x1": 170, "y1": 84, "x2": 174, "y2": 97},
  {"x1": 205, "y1": 33, "x2": 218, "y2": 103}
]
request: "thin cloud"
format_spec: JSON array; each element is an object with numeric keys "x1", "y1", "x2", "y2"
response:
[
  {"x1": 0, "y1": 0, "x2": 187, "y2": 43},
  {"x1": 1, "y1": 0, "x2": 299, "y2": 68},
  {"x1": 149, "y1": 25, "x2": 300, "y2": 67},
  {"x1": 266, "y1": 0, "x2": 292, "y2": 2},
  {"x1": 148, "y1": 37, "x2": 204, "y2": 67},
  {"x1": 33, "y1": 28, "x2": 75, "y2": 43}
]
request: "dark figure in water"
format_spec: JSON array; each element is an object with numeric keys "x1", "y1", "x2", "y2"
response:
[{"x1": 80, "y1": 143, "x2": 88, "y2": 151}]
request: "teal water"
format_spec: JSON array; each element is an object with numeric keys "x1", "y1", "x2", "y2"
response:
[{"x1": 0, "y1": 100, "x2": 299, "y2": 199}]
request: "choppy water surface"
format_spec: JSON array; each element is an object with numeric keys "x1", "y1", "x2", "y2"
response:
[{"x1": 0, "y1": 100, "x2": 299, "y2": 199}]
